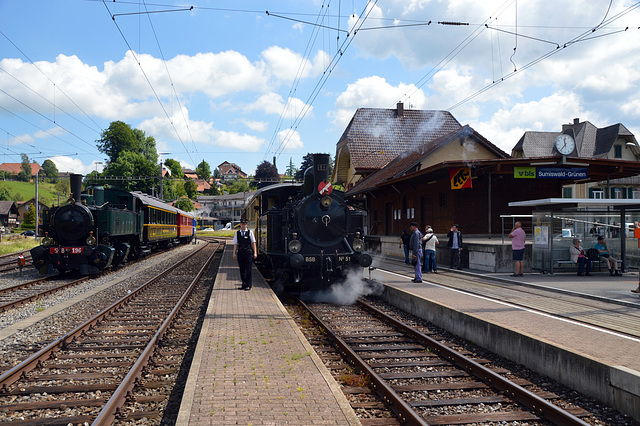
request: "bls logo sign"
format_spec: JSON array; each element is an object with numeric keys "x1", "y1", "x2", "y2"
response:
[
  {"x1": 449, "y1": 167, "x2": 472, "y2": 190},
  {"x1": 514, "y1": 167, "x2": 536, "y2": 179}
]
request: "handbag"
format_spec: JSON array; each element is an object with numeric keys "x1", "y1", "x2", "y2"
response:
[{"x1": 411, "y1": 255, "x2": 418, "y2": 266}]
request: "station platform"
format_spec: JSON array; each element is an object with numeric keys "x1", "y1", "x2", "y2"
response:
[
  {"x1": 370, "y1": 256, "x2": 640, "y2": 422},
  {"x1": 177, "y1": 247, "x2": 360, "y2": 425}
]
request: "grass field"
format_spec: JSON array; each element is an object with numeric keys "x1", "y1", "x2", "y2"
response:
[
  {"x1": 0, "y1": 180, "x2": 66, "y2": 206},
  {"x1": 0, "y1": 237, "x2": 39, "y2": 256}
]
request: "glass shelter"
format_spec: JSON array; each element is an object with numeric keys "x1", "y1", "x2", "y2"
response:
[{"x1": 509, "y1": 199, "x2": 640, "y2": 274}]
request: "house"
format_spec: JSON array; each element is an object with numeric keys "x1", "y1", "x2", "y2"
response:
[
  {"x1": 218, "y1": 161, "x2": 247, "y2": 180},
  {"x1": 345, "y1": 125, "x2": 510, "y2": 235},
  {"x1": 197, "y1": 192, "x2": 255, "y2": 225},
  {"x1": 332, "y1": 102, "x2": 463, "y2": 189},
  {"x1": 512, "y1": 118, "x2": 640, "y2": 198},
  {"x1": 182, "y1": 168, "x2": 198, "y2": 180},
  {"x1": 0, "y1": 162, "x2": 41, "y2": 177},
  {"x1": 195, "y1": 179, "x2": 211, "y2": 193},
  {"x1": 16, "y1": 198, "x2": 48, "y2": 223},
  {"x1": 0, "y1": 201, "x2": 18, "y2": 231}
]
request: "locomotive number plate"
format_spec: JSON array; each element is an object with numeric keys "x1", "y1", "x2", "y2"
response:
[
  {"x1": 338, "y1": 256, "x2": 351, "y2": 262},
  {"x1": 305, "y1": 257, "x2": 316, "y2": 263},
  {"x1": 50, "y1": 247, "x2": 84, "y2": 254}
]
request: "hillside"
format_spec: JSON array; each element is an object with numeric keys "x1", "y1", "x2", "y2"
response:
[{"x1": 0, "y1": 180, "x2": 68, "y2": 207}]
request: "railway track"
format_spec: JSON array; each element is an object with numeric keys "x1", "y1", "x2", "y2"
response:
[
  {"x1": 298, "y1": 299, "x2": 592, "y2": 426},
  {"x1": 0, "y1": 251, "x2": 31, "y2": 273},
  {"x1": 0, "y1": 239, "x2": 222, "y2": 425},
  {"x1": 0, "y1": 276, "x2": 88, "y2": 312}
]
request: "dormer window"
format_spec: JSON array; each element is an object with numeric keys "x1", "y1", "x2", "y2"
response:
[{"x1": 614, "y1": 145, "x2": 622, "y2": 158}]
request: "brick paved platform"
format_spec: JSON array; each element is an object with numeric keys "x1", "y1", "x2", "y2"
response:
[{"x1": 177, "y1": 247, "x2": 360, "y2": 425}]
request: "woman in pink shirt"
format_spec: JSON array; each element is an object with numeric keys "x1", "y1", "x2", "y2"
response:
[{"x1": 509, "y1": 221, "x2": 526, "y2": 277}]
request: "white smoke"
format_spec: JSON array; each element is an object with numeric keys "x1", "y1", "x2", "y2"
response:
[{"x1": 300, "y1": 267, "x2": 384, "y2": 305}]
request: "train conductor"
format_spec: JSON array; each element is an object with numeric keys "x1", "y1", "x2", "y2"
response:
[{"x1": 233, "y1": 218, "x2": 257, "y2": 291}]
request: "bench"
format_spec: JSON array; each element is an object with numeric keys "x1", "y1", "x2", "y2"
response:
[{"x1": 552, "y1": 248, "x2": 621, "y2": 272}]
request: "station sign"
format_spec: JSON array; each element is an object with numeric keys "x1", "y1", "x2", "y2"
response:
[{"x1": 514, "y1": 167, "x2": 588, "y2": 179}]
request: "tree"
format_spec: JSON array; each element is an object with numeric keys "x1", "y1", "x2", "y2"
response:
[
  {"x1": 295, "y1": 154, "x2": 313, "y2": 181},
  {"x1": 227, "y1": 179, "x2": 251, "y2": 194},
  {"x1": 285, "y1": 157, "x2": 297, "y2": 178},
  {"x1": 253, "y1": 160, "x2": 279, "y2": 188},
  {"x1": 103, "y1": 151, "x2": 157, "y2": 193},
  {"x1": 18, "y1": 154, "x2": 31, "y2": 182},
  {"x1": 132, "y1": 128, "x2": 158, "y2": 165},
  {"x1": 22, "y1": 206, "x2": 35, "y2": 228},
  {"x1": 184, "y1": 179, "x2": 198, "y2": 199},
  {"x1": 96, "y1": 121, "x2": 138, "y2": 164},
  {"x1": 55, "y1": 179, "x2": 70, "y2": 196},
  {"x1": 0, "y1": 187, "x2": 10, "y2": 200},
  {"x1": 175, "y1": 197, "x2": 194, "y2": 212},
  {"x1": 41, "y1": 159, "x2": 59, "y2": 181},
  {"x1": 196, "y1": 160, "x2": 211, "y2": 181},
  {"x1": 164, "y1": 158, "x2": 183, "y2": 179}
]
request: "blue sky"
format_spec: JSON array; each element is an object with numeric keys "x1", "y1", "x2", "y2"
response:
[{"x1": 2, "y1": 0, "x2": 640, "y2": 178}]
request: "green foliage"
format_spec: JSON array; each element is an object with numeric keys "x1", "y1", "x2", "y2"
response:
[
  {"x1": 54, "y1": 179, "x2": 70, "y2": 197},
  {"x1": 103, "y1": 150, "x2": 157, "y2": 193},
  {"x1": 285, "y1": 157, "x2": 297, "y2": 178},
  {"x1": 184, "y1": 179, "x2": 198, "y2": 199},
  {"x1": 226, "y1": 179, "x2": 251, "y2": 194},
  {"x1": 175, "y1": 197, "x2": 194, "y2": 211},
  {"x1": 196, "y1": 160, "x2": 211, "y2": 180},
  {"x1": 295, "y1": 154, "x2": 313, "y2": 181},
  {"x1": 164, "y1": 158, "x2": 183, "y2": 178},
  {"x1": 20, "y1": 154, "x2": 32, "y2": 178},
  {"x1": 0, "y1": 188, "x2": 10, "y2": 201},
  {"x1": 96, "y1": 121, "x2": 138, "y2": 163},
  {"x1": 41, "y1": 159, "x2": 58, "y2": 180},
  {"x1": 132, "y1": 128, "x2": 158, "y2": 165},
  {"x1": 172, "y1": 180, "x2": 187, "y2": 198},
  {"x1": 0, "y1": 180, "x2": 63, "y2": 206},
  {"x1": 22, "y1": 206, "x2": 35, "y2": 227}
]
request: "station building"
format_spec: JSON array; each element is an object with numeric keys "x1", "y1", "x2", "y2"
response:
[{"x1": 334, "y1": 104, "x2": 640, "y2": 272}]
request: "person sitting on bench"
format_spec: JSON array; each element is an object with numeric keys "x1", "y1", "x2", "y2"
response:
[
  {"x1": 569, "y1": 238, "x2": 591, "y2": 276},
  {"x1": 595, "y1": 236, "x2": 621, "y2": 276}
]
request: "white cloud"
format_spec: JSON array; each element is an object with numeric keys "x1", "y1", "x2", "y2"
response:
[
  {"x1": 238, "y1": 119, "x2": 268, "y2": 132},
  {"x1": 276, "y1": 129, "x2": 304, "y2": 151},
  {"x1": 332, "y1": 76, "x2": 426, "y2": 129},
  {"x1": 261, "y1": 46, "x2": 328, "y2": 82},
  {"x1": 49, "y1": 155, "x2": 94, "y2": 174},
  {"x1": 245, "y1": 92, "x2": 312, "y2": 119}
]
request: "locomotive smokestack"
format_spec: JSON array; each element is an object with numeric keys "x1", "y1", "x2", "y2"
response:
[
  {"x1": 312, "y1": 153, "x2": 330, "y2": 190},
  {"x1": 70, "y1": 173, "x2": 83, "y2": 204}
]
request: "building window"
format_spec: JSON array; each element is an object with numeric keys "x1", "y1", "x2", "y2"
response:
[
  {"x1": 592, "y1": 190, "x2": 604, "y2": 199},
  {"x1": 563, "y1": 187, "x2": 572, "y2": 198},
  {"x1": 614, "y1": 145, "x2": 622, "y2": 158}
]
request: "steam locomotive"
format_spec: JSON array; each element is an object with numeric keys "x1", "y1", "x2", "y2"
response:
[
  {"x1": 31, "y1": 174, "x2": 195, "y2": 275},
  {"x1": 245, "y1": 153, "x2": 372, "y2": 293}
]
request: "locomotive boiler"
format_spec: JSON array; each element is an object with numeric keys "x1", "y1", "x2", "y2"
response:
[{"x1": 245, "y1": 153, "x2": 372, "y2": 292}]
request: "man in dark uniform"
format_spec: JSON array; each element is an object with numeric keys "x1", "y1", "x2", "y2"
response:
[{"x1": 233, "y1": 219, "x2": 257, "y2": 290}]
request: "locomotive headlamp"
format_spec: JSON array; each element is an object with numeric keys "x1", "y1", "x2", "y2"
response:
[
  {"x1": 288, "y1": 239, "x2": 302, "y2": 254},
  {"x1": 86, "y1": 231, "x2": 96, "y2": 246},
  {"x1": 321, "y1": 196, "x2": 332, "y2": 208},
  {"x1": 41, "y1": 237, "x2": 53, "y2": 247},
  {"x1": 352, "y1": 238, "x2": 364, "y2": 252}
]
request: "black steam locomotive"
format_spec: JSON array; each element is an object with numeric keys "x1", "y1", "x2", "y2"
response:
[
  {"x1": 31, "y1": 174, "x2": 195, "y2": 275},
  {"x1": 245, "y1": 153, "x2": 372, "y2": 293}
]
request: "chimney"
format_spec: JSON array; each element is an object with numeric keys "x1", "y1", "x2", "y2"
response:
[
  {"x1": 573, "y1": 118, "x2": 580, "y2": 125},
  {"x1": 397, "y1": 102, "x2": 404, "y2": 118}
]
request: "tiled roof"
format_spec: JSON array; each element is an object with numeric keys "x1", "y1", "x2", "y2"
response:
[
  {"x1": 513, "y1": 120, "x2": 634, "y2": 158},
  {"x1": 0, "y1": 163, "x2": 41, "y2": 175},
  {"x1": 337, "y1": 107, "x2": 462, "y2": 171},
  {"x1": 347, "y1": 125, "x2": 508, "y2": 196}
]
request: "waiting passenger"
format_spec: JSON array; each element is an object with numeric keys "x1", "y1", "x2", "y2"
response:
[
  {"x1": 594, "y1": 236, "x2": 621, "y2": 276},
  {"x1": 569, "y1": 238, "x2": 591, "y2": 276}
]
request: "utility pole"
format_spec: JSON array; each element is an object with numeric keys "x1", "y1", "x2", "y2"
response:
[{"x1": 35, "y1": 170, "x2": 39, "y2": 238}]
